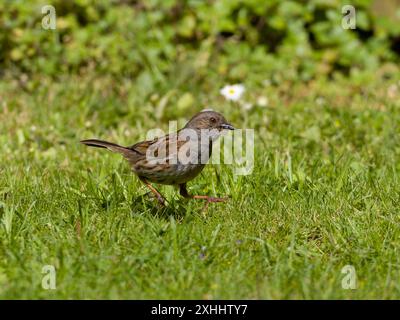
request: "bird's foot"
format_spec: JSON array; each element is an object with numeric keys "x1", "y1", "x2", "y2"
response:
[{"x1": 191, "y1": 195, "x2": 229, "y2": 213}]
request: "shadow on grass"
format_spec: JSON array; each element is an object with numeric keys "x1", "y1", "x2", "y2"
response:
[{"x1": 130, "y1": 192, "x2": 189, "y2": 221}]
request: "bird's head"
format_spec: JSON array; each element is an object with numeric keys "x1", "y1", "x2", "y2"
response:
[{"x1": 184, "y1": 110, "x2": 234, "y2": 131}]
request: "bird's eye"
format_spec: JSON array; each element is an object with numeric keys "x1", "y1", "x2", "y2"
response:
[{"x1": 210, "y1": 117, "x2": 216, "y2": 123}]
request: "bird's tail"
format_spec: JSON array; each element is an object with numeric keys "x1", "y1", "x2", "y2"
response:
[{"x1": 80, "y1": 139, "x2": 128, "y2": 154}]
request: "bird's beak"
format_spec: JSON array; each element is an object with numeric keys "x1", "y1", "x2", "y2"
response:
[{"x1": 220, "y1": 123, "x2": 235, "y2": 130}]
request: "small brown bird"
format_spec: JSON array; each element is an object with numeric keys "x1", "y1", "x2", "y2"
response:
[{"x1": 81, "y1": 110, "x2": 234, "y2": 206}]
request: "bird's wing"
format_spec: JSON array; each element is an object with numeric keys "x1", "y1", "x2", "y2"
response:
[
  {"x1": 128, "y1": 133, "x2": 192, "y2": 164},
  {"x1": 127, "y1": 134, "x2": 170, "y2": 154},
  {"x1": 128, "y1": 139, "x2": 157, "y2": 155}
]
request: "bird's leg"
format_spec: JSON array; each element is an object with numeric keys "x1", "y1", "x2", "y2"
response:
[
  {"x1": 140, "y1": 178, "x2": 166, "y2": 206},
  {"x1": 179, "y1": 183, "x2": 228, "y2": 203}
]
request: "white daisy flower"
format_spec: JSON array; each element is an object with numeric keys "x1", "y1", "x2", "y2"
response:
[{"x1": 220, "y1": 84, "x2": 245, "y2": 101}]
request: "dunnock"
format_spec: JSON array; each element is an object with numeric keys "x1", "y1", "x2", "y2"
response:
[{"x1": 81, "y1": 110, "x2": 234, "y2": 206}]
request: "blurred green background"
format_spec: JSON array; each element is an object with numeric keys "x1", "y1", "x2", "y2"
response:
[{"x1": 1, "y1": 0, "x2": 400, "y2": 83}]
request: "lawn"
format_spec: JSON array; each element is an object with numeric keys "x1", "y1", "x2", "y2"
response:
[{"x1": 1, "y1": 68, "x2": 400, "y2": 299}]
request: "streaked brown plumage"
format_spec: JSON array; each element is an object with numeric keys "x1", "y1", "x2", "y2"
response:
[{"x1": 81, "y1": 110, "x2": 234, "y2": 206}]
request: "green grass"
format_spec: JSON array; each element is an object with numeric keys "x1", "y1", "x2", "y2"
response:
[{"x1": 1, "y1": 71, "x2": 400, "y2": 299}]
